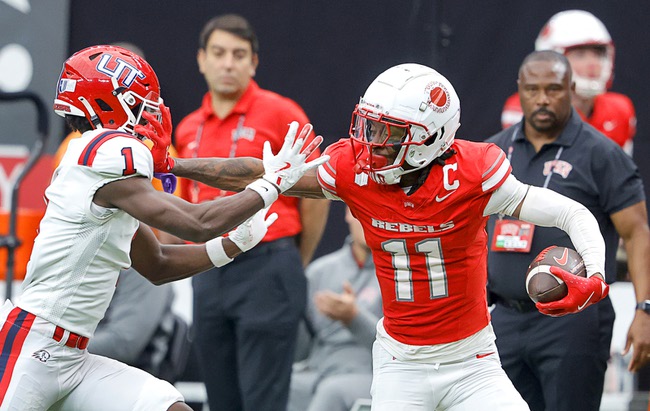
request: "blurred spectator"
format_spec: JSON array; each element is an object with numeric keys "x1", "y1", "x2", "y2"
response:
[
  {"x1": 172, "y1": 14, "x2": 329, "y2": 411},
  {"x1": 288, "y1": 207, "x2": 381, "y2": 411},
  {"x1": 87, "y1": 267, "x2": 185, "y2": 383},
  {"x1": 501, "y1": 10, "x2": 636, "y2": 155}
]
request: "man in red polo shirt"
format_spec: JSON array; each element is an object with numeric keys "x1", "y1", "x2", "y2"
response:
[
  {"x1": 173, "y1": 14, "x2": 329, "y2": 411},
  {"x1": 501, "y1": 10, "x2": 636, "y2": 155}
]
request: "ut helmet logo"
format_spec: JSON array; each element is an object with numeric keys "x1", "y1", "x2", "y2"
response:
[{"x1": 95, "y1": 54, "x2": 145, "y2": 87}]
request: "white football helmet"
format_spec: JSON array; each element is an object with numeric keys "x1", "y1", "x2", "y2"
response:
[
  {"x1": 349, "y1": 63, "x2": 461, "y2": 185},
  {"x1": 535, "y1": 10, "x2": 614, "y2": 98}
]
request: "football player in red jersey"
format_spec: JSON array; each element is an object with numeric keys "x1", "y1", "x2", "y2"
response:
[
  {"x1": 159, "y1": 63, "x2": 609, "y2": 410},
  {"x1": 501, "y1": 10, "x2": 636, "y2": 155}
]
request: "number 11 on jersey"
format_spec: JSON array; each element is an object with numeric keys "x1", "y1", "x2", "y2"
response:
[{"x1": 382, "y1": 238, "x2": 449, "y2": 301}]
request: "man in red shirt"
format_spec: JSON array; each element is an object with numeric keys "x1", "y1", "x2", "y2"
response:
[
  {"x1": 171, "y1": 14, "x2": 329, "y2": 411},
  {"x1": 501, "y1": 10, "x2": 636, "y2": 155},
  {"x1": 158, "y1": 62, "x2": 611, "y2": 410}
]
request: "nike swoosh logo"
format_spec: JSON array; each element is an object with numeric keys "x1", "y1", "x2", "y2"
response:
[
  {"x1": 435, "y1": 190, "x2": 456, "y2": 202},
  {"x1": 577, "y1": 292, "x2": 595, "y2": 311},
  {"x1": 553, "y1": 248, "x2": 569, "y2": 266},
  {"x1": 476, "y1": 352, "x2": 495, "y2": 359}
]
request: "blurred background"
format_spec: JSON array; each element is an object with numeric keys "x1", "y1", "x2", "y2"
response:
[
  {"x1": 2, "y1": 0, "x2": 650, "y2": 260},
  {"x1": 1, "y1": 2, "x2": 648, "y2": 408}
]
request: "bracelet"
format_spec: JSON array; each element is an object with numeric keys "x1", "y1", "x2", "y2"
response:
[
  {"x1": 205, "y1": 237, "x2": 234, "y2": 267},
  {"x1": 245, "y1": 179, "x2": 279, "y2": 208}
]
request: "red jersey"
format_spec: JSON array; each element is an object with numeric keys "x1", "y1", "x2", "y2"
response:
[
  {"x1": 318, "y1": 139, "x2": 511, "y2": 345},
  {"x1": 175, "y1": 80, "x2": 318, "y2": 241},
  {"x1": 501, "y1": 92, "x2": 636, "y2": 152}
]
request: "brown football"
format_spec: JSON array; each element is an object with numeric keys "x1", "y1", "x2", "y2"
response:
[{"x1": 525, "y1": 246, "x2": 587, "y2": 303}]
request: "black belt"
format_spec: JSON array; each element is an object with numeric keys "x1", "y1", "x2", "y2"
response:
[{"x1": 493, "y1": 295, "x2": 538, "y2": 313}]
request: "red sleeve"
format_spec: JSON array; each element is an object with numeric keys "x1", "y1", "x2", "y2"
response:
[
  {"x1": 481, "y1": 143, "x2": 511, "y2": 193},
  {"x1": 317, "y1": 140, "x2": 347, "y2": 197}
]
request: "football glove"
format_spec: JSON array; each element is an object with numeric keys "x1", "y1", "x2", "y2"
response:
[
  {"x1": 153, "y1": 172, "x2": 177, "y2": 194},
  {"x1": 229, "y1": 207, "x2": 278, "y2": 252},
  {"x1": 536, "y1": 266, "x2": 609, "y2": 317},
  {"x1": 135, "y1": 104, "x2": 175, "y2": 173},
  {"x1": 261, "y1": 121, "x2": 328, "y2": 193}
]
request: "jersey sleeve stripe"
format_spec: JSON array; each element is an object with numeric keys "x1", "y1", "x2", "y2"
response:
[
  {"x1": 317, "y1": 163, "x2": 337, "y2": 195},
  {"x1": 482, "y1": 157, "x2": 511, "y2": 192},
  {"x1": 482, "y1": 150, "x2": 505, "y2": 179},
  {"x1": 78, "y1": 131, "x2": 124, "y2": 167}
]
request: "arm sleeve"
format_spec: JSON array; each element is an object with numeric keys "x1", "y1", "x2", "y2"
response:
[{"x1": 485, "y1": 175, "x2": 605, "y2": 277}]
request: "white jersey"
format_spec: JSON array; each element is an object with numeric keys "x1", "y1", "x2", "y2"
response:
[{"x1": 17, "y1": 129, "x2": 153, "y2": 337}]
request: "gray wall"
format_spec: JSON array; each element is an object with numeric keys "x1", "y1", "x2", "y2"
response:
[{"x1": 0, "y1": 0, "x2": 69, "y2": 147}]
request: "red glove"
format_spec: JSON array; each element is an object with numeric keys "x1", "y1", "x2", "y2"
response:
[
  {"x1": 134, "y1": 104, "x2": 175, "y2": 173},
  {"x1": 536, "y1": 266, "x2": 609, "y2": 317}
]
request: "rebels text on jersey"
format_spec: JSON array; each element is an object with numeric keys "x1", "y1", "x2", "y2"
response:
[{"x1": 318, "y1": 139, "x2": 511, "y2": 345}]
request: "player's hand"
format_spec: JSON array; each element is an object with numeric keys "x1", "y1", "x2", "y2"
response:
[
  {"x1": 536, "y1": 266, "x2": 609, "y2": 317},
  {"x1": 261, "y1": 121, "x2": 329, "y2": 193},
  {"x1": 228, "y1": 207, "x2": 278, "y2": 252},
  {"x1": 623, "y1": 311, "x2": 650, "y2": 372},
  {"x1": 314, "y1": 281, "x2": 358, "y2": 326},
  {"x1": 135, "y1": 103, "x2": 175, "y2": 173}
]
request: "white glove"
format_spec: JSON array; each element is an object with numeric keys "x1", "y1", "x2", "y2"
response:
[
  {"x1": 229, "y1": 207, "x2": 278, "y2": 252},
  {"x1": 261, "y1": 121, "x2": 329, "y2": 192}
]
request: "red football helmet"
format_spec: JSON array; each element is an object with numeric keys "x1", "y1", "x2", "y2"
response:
[{"x1": 53, "y1": 45, "x2": 161, "y2": 135}]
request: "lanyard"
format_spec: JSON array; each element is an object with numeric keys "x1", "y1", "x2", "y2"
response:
[{"x1": 507, "y1": 128, "x2": 564, "y2": 190}]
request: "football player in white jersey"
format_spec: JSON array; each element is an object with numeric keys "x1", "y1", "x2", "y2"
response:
[{"x1": 0, "y1": 45, "x2": 326, "y2": 411}]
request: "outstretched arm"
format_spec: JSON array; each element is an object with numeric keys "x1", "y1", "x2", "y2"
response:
[
  {"x1": 172, "y1": 156, "x2": 263, "y2": 192},
  {"x1": 130, "y1": 207, "x2": 276, "y2": 284},
  {"x1": 172, "y1": 157, "x2": 327, "y2": 199}
]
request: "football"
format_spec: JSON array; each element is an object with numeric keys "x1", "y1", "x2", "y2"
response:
[{"x1": 525, "y1": 246, "x2": 587, "y2": 303}]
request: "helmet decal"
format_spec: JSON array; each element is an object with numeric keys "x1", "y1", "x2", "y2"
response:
[
  {"x1": 349, "y1": 63, "x2": 461, "y2": 185},
  {"x1": 427, "y1": 82, "x2": 450, "y2": 113},
  {"x1": 95, "y1": 54, "x2": 146, "y2": 88}
]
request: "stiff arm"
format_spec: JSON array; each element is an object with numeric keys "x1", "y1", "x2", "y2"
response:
[{"x1": 172, "y1": 156, "x2": 327, "y2": 199}]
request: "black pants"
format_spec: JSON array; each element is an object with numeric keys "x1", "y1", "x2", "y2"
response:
[
  {"x1": 192, "y1": 238, "x2": 307, "y2": 411},
  {"x1": 491, "y1": 296, "x2": 615, "y2": 411}
]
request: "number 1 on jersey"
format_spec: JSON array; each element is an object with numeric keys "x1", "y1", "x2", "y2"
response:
[
  {"x1": 121, "y1": 147, "x2": 137, "y2": 176},
  {"x1": 382, "y1": 238, "x2": 449, "y2": 301}
]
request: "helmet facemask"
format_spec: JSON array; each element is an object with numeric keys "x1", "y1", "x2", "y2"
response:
[{"x1": 350, "y1": 104, "x2": 459, "y2": 185}]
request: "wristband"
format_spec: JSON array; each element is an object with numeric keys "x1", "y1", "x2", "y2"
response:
[
  {"x1": 245, "y1": 179, "x2": 279, "y2": 208},
  {"x1": 205, "y1": 237, "x2": 234, "y2": 267}
]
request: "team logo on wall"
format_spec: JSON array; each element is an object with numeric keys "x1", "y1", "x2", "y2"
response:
[{"x1": 425, "y1": 82, "x2": 450, "y2": 113}]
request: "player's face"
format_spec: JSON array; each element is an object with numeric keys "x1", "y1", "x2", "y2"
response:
[
  {"x1": 366, "y1": 120, "x2": 407, "y2": 164},
  {"x1": 197, "y1": 30, "x2": 258, "y2": 99},
  {"x1": 518, "y1": 60, "x2": 574, "y2": 135},
  {"x1": 565, "y1": 45, "x2": 607, "y2": 80}
]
